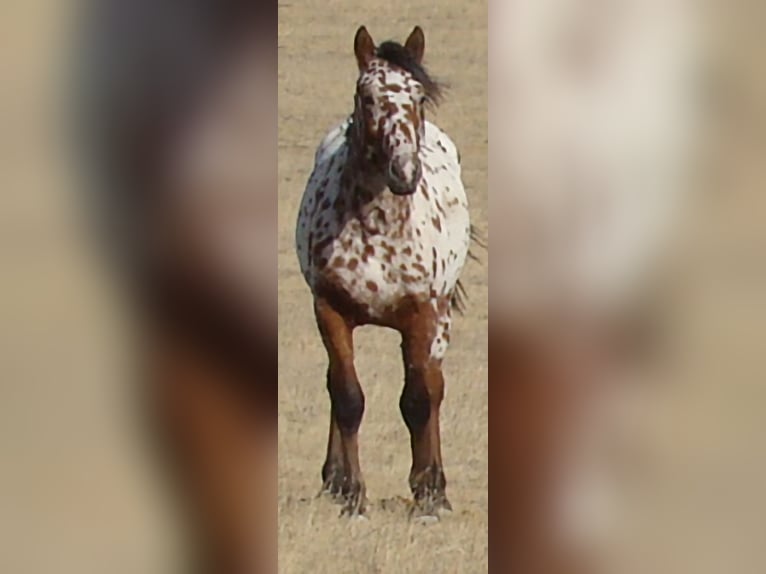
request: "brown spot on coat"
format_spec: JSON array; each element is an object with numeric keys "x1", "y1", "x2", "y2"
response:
[{"x1": 412, "y1": 263, "x2": 427, "y2": 276}]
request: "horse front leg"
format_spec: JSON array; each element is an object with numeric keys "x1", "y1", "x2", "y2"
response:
[
  {"x1": 314, "y1": 297, "x2": 367, "y2": 516},
  {"x1": 400, "y1": 303, "x2": 452, "y2": 517},
  {"x1": 319, "y1": 401, "x2": 346, "y2": 498}
]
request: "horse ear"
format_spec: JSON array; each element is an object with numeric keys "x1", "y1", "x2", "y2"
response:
[
  {"x1": 404, "y1": 26, "x2": 425, "y2": 64},
  {"x1": 354, "y1": 26, "x2": 375, "y2": 71}
]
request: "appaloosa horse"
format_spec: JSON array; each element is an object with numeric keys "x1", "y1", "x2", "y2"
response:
[{"x1": 296, "y1": 25, "x2": 472, "y2": 517}]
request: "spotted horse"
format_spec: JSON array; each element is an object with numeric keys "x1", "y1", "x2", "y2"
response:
[{"x1": 296, "y1": 25, "x2": 477, "y2": 518}]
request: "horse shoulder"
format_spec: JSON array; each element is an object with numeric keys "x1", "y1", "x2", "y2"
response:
[{"x1": 424, "y1": 121, "x2": 461, "y2": 168}]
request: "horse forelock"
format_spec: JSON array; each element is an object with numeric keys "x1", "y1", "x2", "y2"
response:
[
  {"x1": 374, "y1": 41, "x2": 443, "y2": 107},
  {"x1": 350, "y1": 57, "x2": 431, "y2": 176}
]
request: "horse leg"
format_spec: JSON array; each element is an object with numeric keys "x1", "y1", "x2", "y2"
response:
[
  {"x1": 400, "y1": 305, "x2": 452, "y2": 516},
  {"x1": 314, "y1": 297, "x2": 366, "y2": 515},
  {"x1": 319, "y1": 401, "x2": 346, "y2": 497}
]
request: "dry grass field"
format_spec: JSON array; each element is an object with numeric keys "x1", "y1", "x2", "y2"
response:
[{"x1": 276, "y1": 2, "x2": 488, "y2": 573}]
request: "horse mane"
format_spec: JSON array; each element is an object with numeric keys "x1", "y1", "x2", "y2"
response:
[{"x1": 375, "y1": 41, "x2": 445, "y2": 107}]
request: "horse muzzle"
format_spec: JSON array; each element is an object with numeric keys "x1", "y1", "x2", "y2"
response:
[{"x1": 387, "y1": 158, "x2": 422, "y2": 196}]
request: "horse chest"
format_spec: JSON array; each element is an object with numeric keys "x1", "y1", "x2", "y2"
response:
[
  {"x1": 296, "y1": 120, "x2": 470, "y2": 321},
  {"x1": 311, "y1": 194, "x2": 450, "y2": 316}
]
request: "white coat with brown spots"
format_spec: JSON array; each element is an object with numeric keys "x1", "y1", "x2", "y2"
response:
[
  {"x1": 296, "y1": 114, "x2": 470, "y2": 360},
  {"x1": 294, "y1": 26, "x2": 471, "y2": 517}
]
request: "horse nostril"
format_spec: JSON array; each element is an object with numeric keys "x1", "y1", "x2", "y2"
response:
[
  {"x1": 387, "y1": 158, "x2": 420, "y2": 195},
  {"x1": 388, "y1": 162, "x2": 398, "y2": 182}
]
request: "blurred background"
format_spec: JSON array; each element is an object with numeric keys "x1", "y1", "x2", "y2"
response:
[
  {"x1": 1, "y1": 1, "x2": 173, "y2": 571},
  {"x1": 490, "y1": 1, "x2": 766, "y2": 572},
  {"x1": 2, "y1": 1, "x2": 276, "y2": 572}
]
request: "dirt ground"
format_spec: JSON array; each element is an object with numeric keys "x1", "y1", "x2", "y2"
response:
[{"x1": 277, "y1": 2, "x2": 489, "y2": 573}]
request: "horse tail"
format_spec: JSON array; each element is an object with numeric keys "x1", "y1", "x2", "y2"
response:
[{"x1": 451, "y1": 224, "x2": 487, "y2": 314}]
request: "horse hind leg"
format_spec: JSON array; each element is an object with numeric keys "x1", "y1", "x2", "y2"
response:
[{"x1": 314, "y1": 297, "x2": 367, "y2": 516}]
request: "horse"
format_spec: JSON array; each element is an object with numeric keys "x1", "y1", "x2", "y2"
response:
[
  {"x1": 295, "y1": 25, "x2": 473, "y2": 518},
  {"x1": 76, "y1": 1, "x2": 277, "y2": 571}
]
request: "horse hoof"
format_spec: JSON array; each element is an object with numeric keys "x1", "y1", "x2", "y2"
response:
[
  {"x1": 437, "y1": 498, "x2": 453, "y2": 515},
  {"x1": 409, "y1": 491, "x2": 451, "y2": 522},
  {"x1": 412, "y1": 514, "x2": 440, "y2": 525},
  {"x1": 338, "y1": 487, "x2": 367, "y2": 518},
  {"x1": 339, "y1": 505, "x2": 367, "y2": 519},
  {"x1": 317, "y1": 488, "x2": 342, "y2": 503}
]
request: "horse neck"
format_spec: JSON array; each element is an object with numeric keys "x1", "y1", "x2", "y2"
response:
[
  {"x1": 342, "y1": 159, "x2": 385, "y2": 202},
  {"x1": 344, "y1": 101, "x2": 425, "y2": 194},
  {"x1": 340, "y1": 119, "x2": 414, "y2": 234},
  {"x1": 343, "y1": 110, "x2": 388, "y2": 201}
]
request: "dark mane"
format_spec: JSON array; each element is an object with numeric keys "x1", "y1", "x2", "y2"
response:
[{"x1": 375, "y1": 41, "x2": 444, "y2": 106}]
